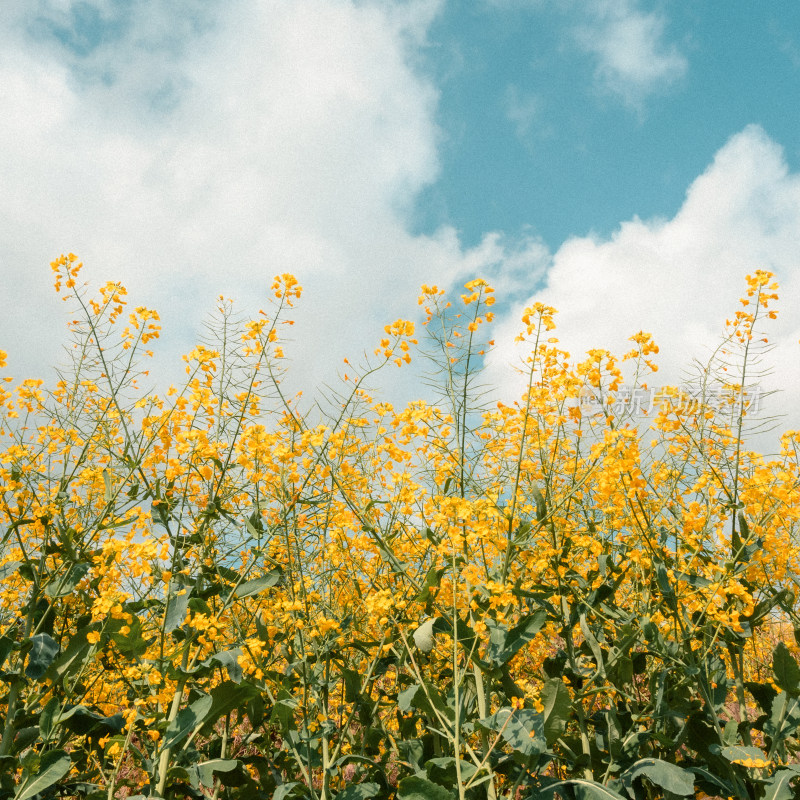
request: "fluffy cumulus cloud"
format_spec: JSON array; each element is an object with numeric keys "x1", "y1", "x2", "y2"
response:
[
  {"x1": 3, "y1": 3, "x2": 799, "y2": 453},
  {"x1": 488, "y1": 125, "x2": 800, "y2": 452},
  {"x1": 574, "y1": 0, "x2": 687, "y2": 106},
  {"x1": 2, "y1": 0, "x2": 551, "y2": 399}
]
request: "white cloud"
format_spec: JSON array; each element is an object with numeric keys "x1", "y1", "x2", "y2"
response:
[
  {"x1": 3, "y1": 4, "x2": 799, "y2": 460},
  {"x1": 487, "y1": 125, "x2": 800, "y2": 453},
  {"x1": 0, "y1": 0, "x2": 489, "y2": 399},
  {"x1": 574, "y1": 0, "x2": 687, "y2": 107}
]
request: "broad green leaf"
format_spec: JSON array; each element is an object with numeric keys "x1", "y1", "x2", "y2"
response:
[
  {"x1": 110, "y1": 614, "x2": 151, "y2": 658},
  {"x1": 479, "y1": 707, "x2": 545, "y2": 757},
  {"x1": 202, "y1": 649, "x2": 243, "y2": 683},
  {"x1": 25, "y1": 633, "x2": 60, "y2": 680},
  {"x1": 719, "y1": 745, "x2": 769, "y2": 764},
  {"x1": 14, "y1": 750, "x2": 71, "y2": 800},
  {"x1": 673, "y1": 570, "x2": 712, "y2": 588},
  {"x1": 189, "y1": 758, "x2": 239, "y2": 789},
  {"x1": 485, "y1": 609, "x2": 547, "y2": 666},
  {"x1": 44, "y1": 562, "x2": 90, "y2": 599},
  {"x1": 762, "y1": 770, "x2": 798, "y2": 800},
  {"x1": 624, "y1": 758, "x2": 695, "y2": 796},
  {"x1": 773, "y1": 642, "x2": 800, "y2": 694},
  {"x1": 426, "y1": 756, "x2": 477, "y2": 787},
  {"x1": 46, "y1": 629, "x2": 93, "y2": 680},
  {"x1": 746, "y1": 680, "x2": 777, "y2": 713},
  {"x1": 162, "y1": 694, "x2": 213, "y2": 749},
  {"x1": 14, "y1": 728, "x2": 39, "y2": 750},
  {"x1": 337, "y1": 782, "x2": 381, "y2": 799},
  {"x1": 532, "y1": 485, "x2": 547, "y2": 521},
  {"x1": 656, "y1": 564, "x2": 676, "y2": 606},
  {"x1": 396, "y1": 738, "x2": 427, "y2": 770},
  {"x1": 416, "y1": 565, "x2": 445, "y2": 603},
  {"x1": 543, "y1": 780, "x2": 627, "y2": 800},
  {"x1": 690, "y1": 767, "x2": 736, "y2": 799},
  {"x1": 0, "y1": 560, "x2": 20, "y2": 581},
  {"x1": 60, "y1": 707, "x2": 125, "y2": 738},
  {"x1": 204, "y1": 680, "x2": 260, "y2": 731},
  {"x1": 766, "y1": 692, "x2": 800, "y2": 745},
  {"x1": 234, "y1": 568, "x2": 283, "y2": 598},
  {"x1": 542, "y1": 677, "x2": 571, "y2": 746},
  {"x1": 164, "y1": 586, "x2": 192, "y2": 632},
  {"x1": 397, "y1": 776, "x2": 454, "y2": 800},
  {"x1": 334, "y1": 755, "x2": 382, "y2": 769},
  {"x1": 273, "y1": 783, "x2": 301, "y2": 800},
  {"x1": 0, "y1": 635, "x2": 13, "y2": 669},
  {"x1": 39, "y1": 697, "x2": 61, "y2": 740},
  {"x1": 397, "y1": 683, "x2": 453, "y2": 722},
  {"x1": 342, "y1": 668, "x2": 361, "y2": 703},
  {"x1": 398, "y1": 684, "x2": 421, "y2": 713}
]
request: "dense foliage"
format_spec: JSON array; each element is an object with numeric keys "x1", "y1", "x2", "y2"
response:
[{"x1": 1, "y1": 255, "x2": 799, "y2": 799}]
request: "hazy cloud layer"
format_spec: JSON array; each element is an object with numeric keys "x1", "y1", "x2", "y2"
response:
[{"x1": 574, "y1": 0, "x2": 687, "y2": 107}]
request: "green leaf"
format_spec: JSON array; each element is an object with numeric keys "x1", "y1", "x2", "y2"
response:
[
  {"x1": 188, "y1": 758, "x2": 239, "y2": 789},
  {"x1": 532, "y1": 485, "x2": 547, "y2": 521},
  {"x1": 673, "y1": 570, "x2": 712, "y2": 588},
  {"x1": 110, "y1": 614, "x2": 150, "y2": 658},
  {"x1": 397, "y1": 776, "x2": 454, "y2": 800},
  {"x1": 342, "y1": 668, "x2": 361, "y2": 703},
  {"x1": 746, "y1": 680, "x2": 778, "y2": 713},
  {"x1": 416, "y1": 565, "x2": 446, "y2": 603},
  {"x1": 485, "y1": 609, "x2": 547, "y2": 666},
  {"x1": 25, "y1": 633, "x2": 60, "y2": 680},
  {"x1": 479, "y1": 707, "x2": 545, "y2": 757},
  {"x1": 273, "y1": 783, "x2": 301, "y2": 800},
  {"x1": 202, "y1": 649, "x2": 243, "y2": 683},
  {"x1": 336, "y1": 782, "x2": 381, "y2": 799},
  {"x1": 543, "y1": 780, "x2": 627, "y2": 800},
  {"x1": 738, "y1": 512, "x2": 750, "y2": 541},
  {"x1": 656, "y1": 564, "x2": 677, "y2": 607},
  {"x1": 14, "y1": 750, "x2": 71, "y2": 800},
  {"x1": 396, "y1": 682, "x2": 453, "y2": 722},
  {"x1": 162, "y1": 694, "x2": 213, "y2": 750},
  {"x1": 719, "y1": 745, "x2": 769, "y2": 764},
  {"x1": 103, "y1": 469, "x2": 113, "y2": 502},
  {"x1": 0, "y1": 560, "x2": 20, "y2": 581},
  {"x1": 765, "y1": 692, "x2": 800, "y2": 745},
  {"x1": 46, "y1": 630, "x2": 92, "y2": 679},
  {"x1": 234, "y1": 569, "x2": 283, "y2": 598},
  {"x1": 204, "y1": 680, "x2": 260, "y2": 730},
  {"x1": 334, "y1": 755, "x2": 382, "y2": 769},
  {"x1": 773, "y1": 642, "x2": 800, "y2": 694},
  {"x1": 164, "y1": 586, "x2": 192, "y2": 632},
  {"x1": 541, "y1": 677, "x2": 571, "y2": 746},
  {"x1": 398, "y1": 684, "x2": 420, "y2": 713},
  {"x1": 0, "y1": 635, "x2": 14, "y2": 670},
  {"x1": 624, "y1": 758, "x2": 695, "y2": 796},
  {"x1": 39, "y1": 697, "x2": 61, "y2": 740},
  {"x1": 44, "y1": 562, "x2": 90, "y2": 599},
  {"x1": 426, "y1": 756, "x2": 477, "y2": 788},
  {"x1": 762, "y1": 770, "x2": 798, "y2": 800},
  {"x1": 59, "y1": 707, "x2": 124, "y2": 738},
  {"x1": 396, "y1": 738, "x2": 428, "y2": 769}
]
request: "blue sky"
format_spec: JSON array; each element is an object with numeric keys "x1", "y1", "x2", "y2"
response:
[
  {"x1": 2, "y1": 0, "x2": 800, "y2": 449},
  {"x1": 414, "y1": 2, "x2": 800, "y2": 249}
]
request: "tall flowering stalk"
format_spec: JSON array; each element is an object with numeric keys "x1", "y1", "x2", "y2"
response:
[{"x1": 0, "y1": 258, "x2": 798, "y2": 800}]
